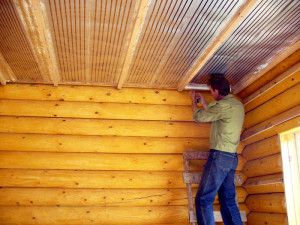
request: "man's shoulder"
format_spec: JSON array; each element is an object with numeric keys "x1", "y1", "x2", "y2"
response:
[{"x1": 220, "y1": 95, "x2": 244, "y2": 110}]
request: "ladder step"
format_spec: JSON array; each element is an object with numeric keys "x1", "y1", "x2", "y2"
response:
[
  {"x1": 183, "y1": 151, "x2": 209, "y2": 161},
  {"x1": 183, "y1": 172, "x2": 202, "y2": 184},
  {"x1": 183, "y1": 172, "x2": 244, "y2": 185},
  {"x1": 189, "y1": 210, "x2": 247, "y2": 223}
]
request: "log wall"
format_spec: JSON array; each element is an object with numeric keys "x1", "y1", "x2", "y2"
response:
[
  {"x1": 0, "y1": 84, "x2": 247, "y2": 225},
  {"x1": 241, "y1": 60, "x2": 300, "y2": 225}
]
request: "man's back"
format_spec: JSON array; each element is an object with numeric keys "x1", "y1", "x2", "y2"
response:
[{"x1": 194, "y1": 94, "x2": 244, "y2": 153}]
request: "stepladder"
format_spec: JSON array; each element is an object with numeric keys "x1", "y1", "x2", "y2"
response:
[
  {"x1": 182, "y1": 150, "x2": 209, "y2": 225},
  {"x1": 182, "y1": 150, "x2": 247, "y2": 225}
]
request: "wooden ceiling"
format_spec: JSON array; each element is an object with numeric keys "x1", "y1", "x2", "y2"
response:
[{"x1": 0, "y1": 0, "x2": 299, "y2": 92}]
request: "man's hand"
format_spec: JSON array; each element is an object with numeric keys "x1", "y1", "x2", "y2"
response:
[{"x1": 191, "y1": 91, "x2": 208, "y2": 110}]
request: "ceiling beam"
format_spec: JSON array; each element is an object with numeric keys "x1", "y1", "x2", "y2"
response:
[
  {"x1": 117, "y1": 0, "x2": 153, "y2": 89},
  {"x1": 177, "y1": 0, "x2": 258, "y2": 91},
  {"x1": 0, "y1": 52, "x2": 17, "y2": 85},
  {"x1": 13, "y1": 0, "x2": 60, "y2": 86},
  {"x1": 233, "y1": 39, "x2": 300, "y2": 94}
]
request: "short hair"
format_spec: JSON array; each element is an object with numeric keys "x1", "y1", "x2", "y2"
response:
[{"x1": 207, "y1": 73, "x2": 230, "y2": 96}]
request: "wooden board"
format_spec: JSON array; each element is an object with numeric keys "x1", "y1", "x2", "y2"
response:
[
  {"x1": 0, "y1": 169, "x2": 246, "y2": 189},
  {"x1": 0, "y1": 116, "x2": 210, "y2": 138},
  {"x1": 0, "y1": 204, "x2": 248, "y2": 225},
  {"x1": 244, "y1": 83, "x2": 300, "y2": 129},
  {"x1": 243, "y1": 63, "x2": 300, "y2": 112},
  {"x1": 0, "y1": 133, "x2": 209, "y2": 154},
  {"x1": 242, "y1": 135, "x2": 280, "y2": 161},
  {"x1": 244, "y1": 173, "x2": 284, "y2": 194},
  {"x1": 0, "y1": 151, "x2": 245, "y2": 171},
  {"x1": 0, "y1": 84, "x2": 200, "y2": 105},
  {"x1": 246, "y1": 193, "x2": 286, "y2": 213},
  {"x1": 243, "y1": 153, "x2": 282, "y2": 178},
  {"x1": 238, "y1": 48, "x2": 300, "y2": 99},
  {"x1": 0, "y1": 187, "x2": 247, "y2": 207},
  {"x1": 247, "y1": 212, "x2": 288, "y2": 225},
  {"x1": 0, "y1": 99, "x2": 193, "y2": 121},
  {"x1": 241, "y1": 106, "x2": 300, "y2": 145}
]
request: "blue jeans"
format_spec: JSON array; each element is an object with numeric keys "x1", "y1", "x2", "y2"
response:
[{"x1": 195, "y1": 149, "x2": 243, "y2": 225}]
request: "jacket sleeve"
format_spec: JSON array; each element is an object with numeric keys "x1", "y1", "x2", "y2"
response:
[{"x1": 193, "y1": 101, "x2": 225, "y2": 122}]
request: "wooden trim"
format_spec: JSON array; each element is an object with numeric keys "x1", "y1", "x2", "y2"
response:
[
  {"x1": 177, "y1": 0, "x2": 258, "y2": 91},
  {"x1": 241, "y1": 105, "x2": 300, "y2": 143},
  {"x1": 0, "y1": 53, "x2": 16, "y2": 85},
  {"x1": 233, "y1": 39, "x2": 300, "y2": 94},
  {"x1": 244, "y1": 62, "x2": 300, "y2": 112},
  {"x1": 280, "y1": 128, "x2": 300, "y2": 225},
  {"x1": 12, "y1": 0, "x2": 61, "y2": 85},
  {"x1": 117, "y1": 0, "x2": 153, "y2": 89}
]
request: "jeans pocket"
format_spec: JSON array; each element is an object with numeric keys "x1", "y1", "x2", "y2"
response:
[{"x1": 214, "y1": 153, "x2": 237, "y2": 171}]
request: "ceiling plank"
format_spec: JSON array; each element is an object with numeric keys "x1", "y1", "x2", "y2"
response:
[
  {"x1": 233, "y1": 39, "x2": 300, "y2": 94},
  {"x1": 12, "y1": 0, "x2": 61, "y2": 86},
  {"x1": 117, "y1": 0, "x2": 153, "y2": 89},
  {"x1": 177, "y1": 0, "x2": 258, "y2": 91},
  {"x1": 0, "y1": 52, "x2": 17, "y2": 85},
  {"x1": 149, "y1": 0, "x2": 198, "y2": 86},
  {"x1": 85, "y1": 0, "x2": 95, "y2": 84}
]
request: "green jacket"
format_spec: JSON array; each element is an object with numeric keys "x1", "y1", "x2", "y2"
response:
[{"x1": 194, "y1": 94, "x2": 244, "y2": 153}]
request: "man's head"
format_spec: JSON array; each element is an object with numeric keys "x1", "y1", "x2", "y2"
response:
[{"x1": 207, "y1": 73, "x2": 230, "y2": 100}]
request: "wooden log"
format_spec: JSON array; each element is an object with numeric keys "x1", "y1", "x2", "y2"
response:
[
  {"x1": 244, "y1": 173, "x2": 284, "y2": 194},
  {"x1": 241, "y1": 106, "x2": 300, "y2": 145},
  {"x1": 0, "y1": 169, "x2": 246, "y2": 189},
  {"x1": 0, "y1": 151, "x2": 245, "y2": 172},
  {"x1": 244, "y1": 62, "x2": 300, "y2": 112},
  {"x1": 243, "y1": 153, "x2": 282, "y2": 178},
  {"x1": 246, "y1": 193, "x2": 286, "y2": 213},
  {"x1": 0, "y1": 187, "x2": 247, "y2": 207},
  {"x1": 244, "y1": 83, "x2": 300, "y2": 128},
  {"x1": 247, "y1": 212, "x2": 288, "y2": 225},
  {"x1": 242, "y1": 135, "x2": 280, "y2": 161},
  {"x1": 0, "y1": 99, "x2": 193, "y2": 121},
  {"x1": 0, "y1": 84, "x2": 206, "y2": 105},
  {"x1": 0, "y1": 205, "x2": 248, "y2": 225},
  {"x1": 0, "y1": 133, "x2": 209, "y2": 154},
  {"x1": 238, "y1": 48, "x2": 300, "y2": 99},
  {"x1": 0, "y1": 116, "x2": 210, "y2": 138}
]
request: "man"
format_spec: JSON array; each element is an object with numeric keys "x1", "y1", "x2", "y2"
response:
[{"x1": 191, "y1": 73, "x2": 244, "y2": 225}]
